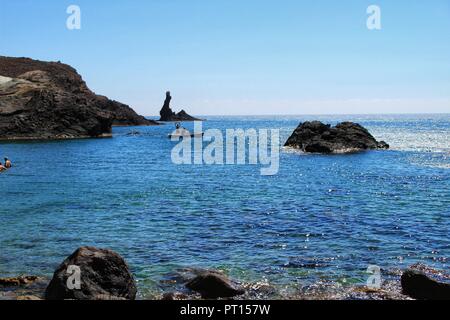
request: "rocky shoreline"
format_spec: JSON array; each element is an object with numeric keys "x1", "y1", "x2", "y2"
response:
[{"x1": 1, "y1": 247, "x2": 448, "y2": 301}]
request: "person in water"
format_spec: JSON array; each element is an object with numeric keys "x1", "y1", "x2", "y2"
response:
[
  {"x1": 0, "y1": 162, "x2": 6, "y2": 172},
  {"x1": 4, "y1": 158, "x2": 11, "y2": 168}
]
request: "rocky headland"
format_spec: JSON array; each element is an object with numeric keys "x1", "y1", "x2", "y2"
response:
[
  {"x1": 0, "y1": 56, "x2": 158, "y2": 140},
  {"x1": 159, "y1": 91, "x2": 201, "y2": 122},
  {"x1": 285, "y1": 121, "x2": 389, "y2": 154}
]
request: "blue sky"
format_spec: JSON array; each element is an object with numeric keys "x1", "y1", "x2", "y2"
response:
[{"x1": 1, "y1": 0, "x2": 449, "y2": 115}]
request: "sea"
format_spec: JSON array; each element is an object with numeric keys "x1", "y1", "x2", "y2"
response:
[{"x1": 0, "y1": 114, "x2": 449, "y2": 298}]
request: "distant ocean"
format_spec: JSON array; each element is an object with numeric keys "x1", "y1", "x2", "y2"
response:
[{"x1": 0, "y1": 114, "x2": 449, "y2": 298}]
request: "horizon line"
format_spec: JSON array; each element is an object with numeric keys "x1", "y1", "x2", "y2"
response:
[{"x1": 144, "y1": 112, "x2": 450, "y2": 118}]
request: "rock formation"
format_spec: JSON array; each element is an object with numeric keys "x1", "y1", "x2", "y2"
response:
[
  {"x1": 0, "y1": 56, "x2": 158, "y2": 140},
  {"x1": 185, "y1": 270, "x2": 245, "y2": 299},
  {"x1": 284, "y1": 121, "x2": 389, "y2": 153},
  {"x1": 159, "y1": 91, "x2": 201, "y2": 121},
  {"x1": 401, "y1": 269, "x2": 450, "y2": 300},
  {"x1": 45, "y1": 246, "x2": 137, "y2": 300}
]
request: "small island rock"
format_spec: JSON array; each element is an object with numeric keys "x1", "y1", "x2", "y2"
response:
[
  {"x1": 285, "y1": 121, "x2": 389, "y2": 153},
  {"x1": 159, "y1": 91, "x2": 201, "y2": 122}
]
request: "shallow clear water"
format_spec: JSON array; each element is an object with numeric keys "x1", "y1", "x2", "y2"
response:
[{"x1": 0, "y1": 114, "x2": 449, "y2": 298}]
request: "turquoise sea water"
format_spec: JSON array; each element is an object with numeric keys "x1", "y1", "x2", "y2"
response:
[{"x1": 0, "y1": 114, "x2": 449, "y2": 298}]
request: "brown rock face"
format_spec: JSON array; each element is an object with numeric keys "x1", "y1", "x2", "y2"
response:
[
  {"x1": 45, "y1": 246, "x2": 137, "y2": 300},
  {"x1": 285, "y1": 121, "x2": 389, "y2": 154},
  {"x1": 0, "y1": 56, "x2": 157, "y2": 140}
]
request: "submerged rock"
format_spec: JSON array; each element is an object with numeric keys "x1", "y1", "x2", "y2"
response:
[
  {"x1": 0, "y1": 275, "x2": 48, "y2": 300},
  {"x1": 159, "y1": 91, "x2": 201, "y2": 121},
  {"x1": 401, "y1": 269, "x2": 450, "y2": 300},
  {"x1": 284, "y1": 121, "x2": 389, "y2": 154},
  {"x1": 0, "y1": 276, "x2": 39, "y2": 286},
  {"x1": 185, "y1": 270, "x2": 245, "y2": 299},
  {"x1": 161, "y1": 292, "x2": 188, "y2": 300},
  {"x1": 16, "y1": 295, "x2": 42, "y2": 300},
  {"x1": 45, "y1": 246, "x2": 137, "y2": 300},
  {"x1": 0, "y1": 56, "x2": 158, "y2": 140}
]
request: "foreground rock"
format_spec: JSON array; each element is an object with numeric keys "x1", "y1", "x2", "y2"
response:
[
  {"x1": 401, "y1": 269, "x2": 450, "y2": 300},
  {"x1": 285, "y1": 121, "x2": 389, "y2": 154},
  {"x1": 185, "y1": 270, "x2": 245, "y2": 299},
  {"x1": 159, "y1": 91, "x2": 201, "y2": 121},
  {"x1": 0, "y1": 56, "x2": 158, "y2": 140},
  {"x1": 45, "y1": 246, "x2": 137, "y2": 300}
]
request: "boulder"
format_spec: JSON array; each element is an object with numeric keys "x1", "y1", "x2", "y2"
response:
[
  {"x1": 185, "y1": 271, "x2": 245, "y2": 299},
  {"x1": 284, "y1": 121, "x2": 389, "y2": 154},
  {"x1": 45, "y1": 246, "x2": 137, "y2": 300},
  {"x1": 0, "y1": 56, "x2": 158, "y2": 140},
  {"x1": 401, "y1": 269, "x2": 450, "y2": 300},
  {"x1": 159, "y1": 91, "x2": 201, "y2": 121}
]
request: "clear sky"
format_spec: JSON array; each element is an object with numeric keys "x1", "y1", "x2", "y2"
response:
[{"x1": 1, "y1": 0, "x2": 449, "y2": 116}]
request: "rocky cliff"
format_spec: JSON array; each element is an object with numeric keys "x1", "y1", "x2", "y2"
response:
[{"x1": 0, "y1": 56, "x2": 158, "y2": 140}]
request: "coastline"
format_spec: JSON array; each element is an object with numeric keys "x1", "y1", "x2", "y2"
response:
[
  {"x1": 0, "y1": 133, "x2": 113, "y2": 142},
  {"x1": 2, "y1": 262, "x2": 448, "y2": 300}
]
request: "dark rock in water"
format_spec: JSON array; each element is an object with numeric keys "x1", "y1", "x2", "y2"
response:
[
  {"x1": 185, "y1": 270, "x2": 245, "y2": 299},
  {"x1": 161, "y1": 292, "x2": 188, "y2": 300},
  {"x1": 0, "y1": 56, "x2": 158, "y2": 140},
  {"x1": 126, "y1": 130, "x2": 141, "y2": 136},
  {"x1": 45, "y1": 246, "x2": 137, "y2": 300},
  {"x1": 284, "y1": 121, "x2": 389, "y2": 154},
  {"x1": 376, "y1": 140, "x2": 390, "y2": 150},
  {"x1": 159, "y1": 91, "x2": 201, "y2": 121},
  {"x1": 401, "y1": 269, "x2": 450, "y2": 300}
]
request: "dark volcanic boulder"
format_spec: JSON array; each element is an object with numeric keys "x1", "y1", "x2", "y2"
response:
[
  {"x1": 401, "y1": 269, "x2": 450, "y2": 300},
  {"x1": 159, "y1": 91, "x2": 201, "y2": 121},
  {"x1": 0, "y1": 56, "x2": 158, "y2": 140},
  {"x1": 45, "y1": 247, "x2": 137, "y2": 300},
  {"x1": 284, "y1": 121, "x2": 389, "y2": 153},
  {"x1": 185, "y1": 271, "x2": 245, "y2": 299}
]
